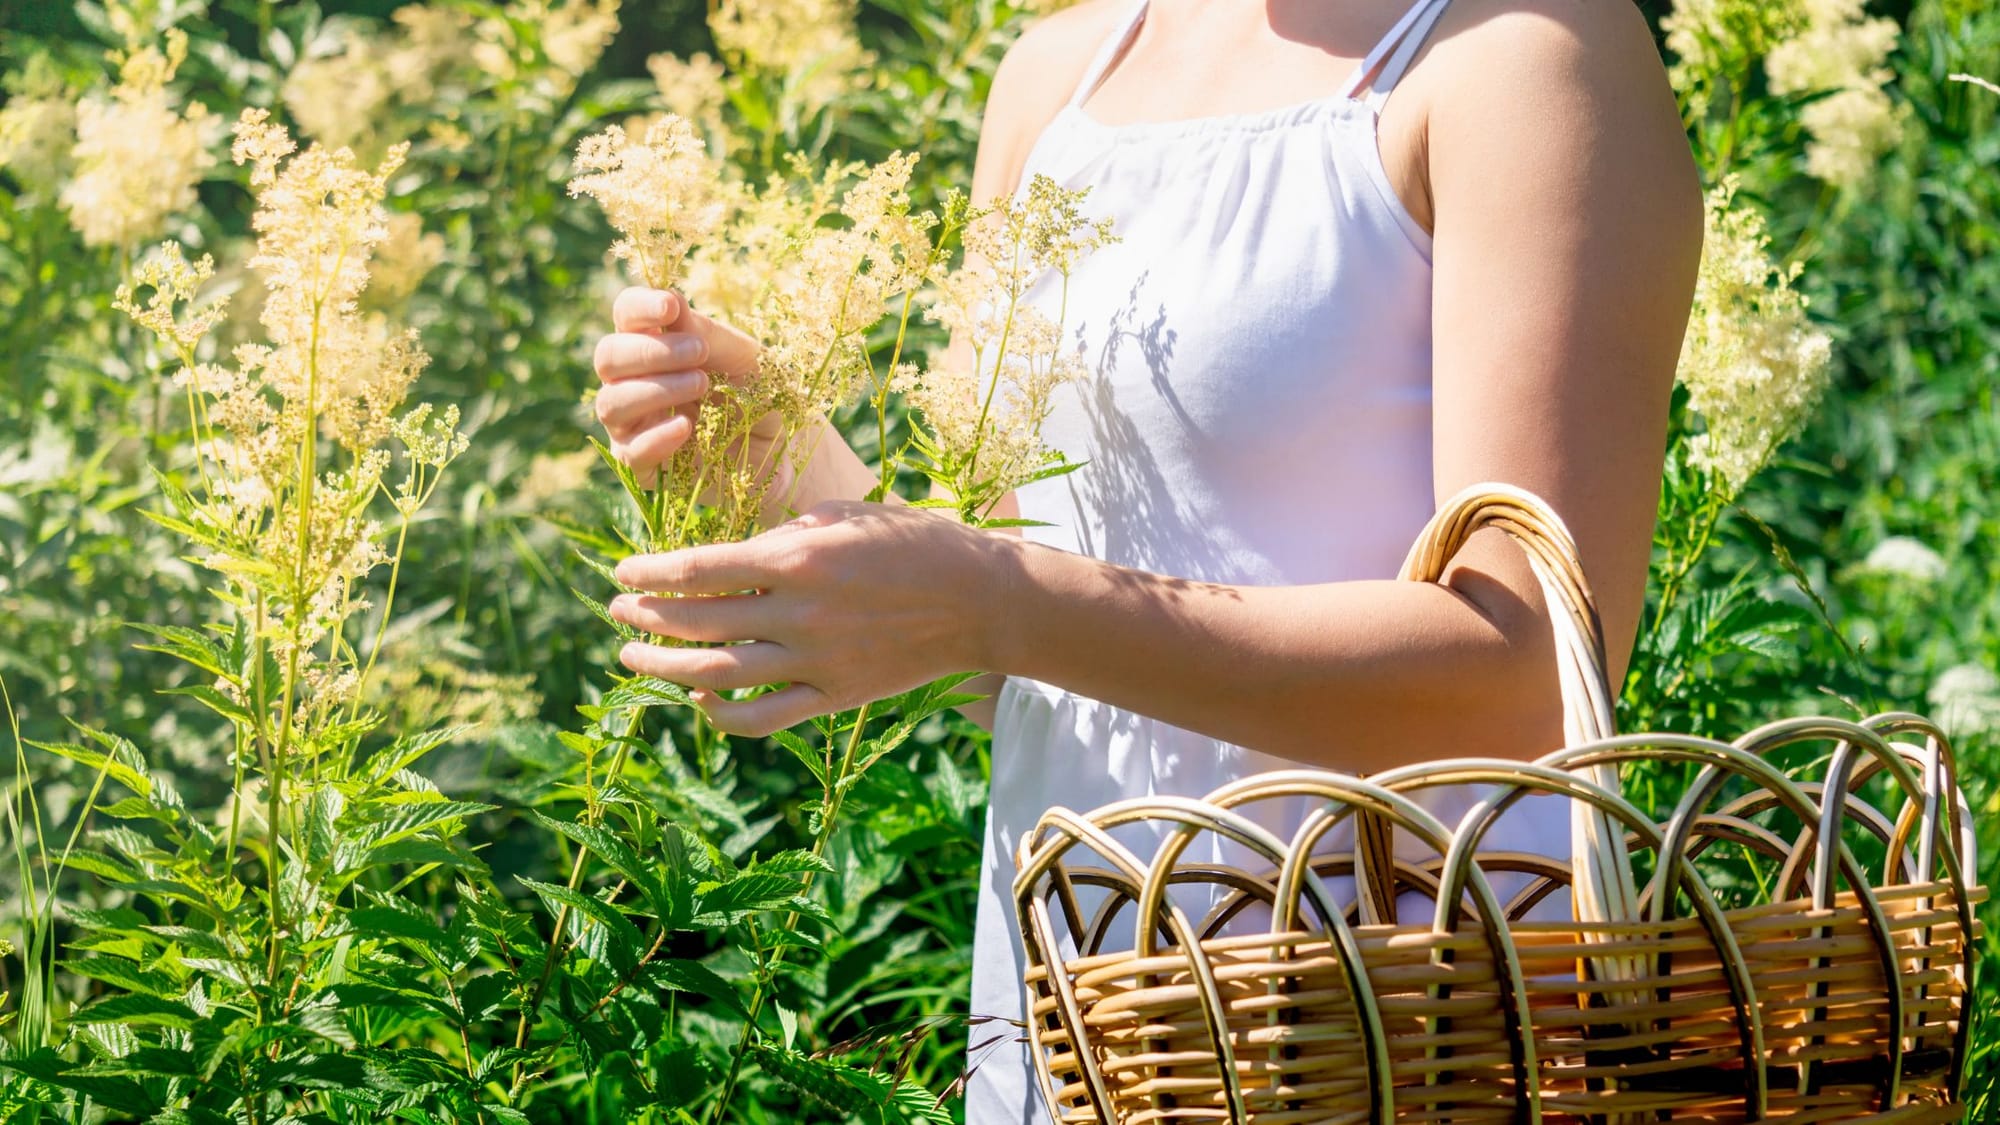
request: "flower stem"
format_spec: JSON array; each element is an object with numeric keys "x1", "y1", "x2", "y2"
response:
[{"x1": 705, "y1": 702, "x2": 871, "y2": 1123}]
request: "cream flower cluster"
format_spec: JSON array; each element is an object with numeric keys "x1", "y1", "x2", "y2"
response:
[
  {"x1": 573, "y1": 121, "x2": 952, "y2": 544},
  {"x1": 570, "y1": 116, "x2": 1115, "y2": 536},
  {"x1": 710, "y1": 0, "x2": 869, "y2": 111},
  {"x1": 567, "y1": 116, "x2": 724, "y2": 291},
  {"x1": 1662, "y1": 0, "x2": 1800, "y2": 96},
  {"x1": 282, "y1": 0, "x2": 617, "y2": 151},
  {"x1": 59, "y1": 31, "x2": 217, "y2": 248},
  {"x1": 1677, "y1": 180, "x2": 1832, "y2": 496},
  {"x1": 647, "y1": 51, "x2": 730, "y2": 140},
  {"x1": 1663, "y1": 0, "x2": 1904, "y2": 187},
  {"x1": 0, "y1": 56, "x2": 77, "y2": 200},
  {"x1": 911, "y1": 174, "x2": 1115, "y2": 516},
  {"x1": 118, "y1": 111, "x2": 464, "y2": 678},
  {"x1": 1765, "y1": 0, "x2": 1904, "y2": 188}
]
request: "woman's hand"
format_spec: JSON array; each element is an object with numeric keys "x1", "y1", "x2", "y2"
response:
[
  {"x1": 594, "y1": 286, "x2": 887, "y2": 518},
  {"x1": 593, "y1": 286, "x2": 774, "y2": 482},
  {"x1": 608, "y1": 502, "x2": 1017, "y2": 737}
]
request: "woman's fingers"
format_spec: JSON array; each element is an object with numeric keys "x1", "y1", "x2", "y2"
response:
[
  {"x1": 594, "y1": 331, "x2": 709, "y2": 384},
  {"x1": 595, "y1": 370, "x2": 709, "y2": 435},
  {"x1": 692, "y1": 683, "x2": 834, "y2": 739},
  {"x1": 609, "y1": 591, "x2": 777, "y2": 644},
  {"x1": 617, "y1": 640, "x2": 793, "y2": 692},
  {"x1": 612, "y1": 416, "x2": 694, "y2": 475},
  {"x1": 607, "y1": 288, "x2": 761, "y2": 379},
  {"x1": 615, "y1": 540, "x2": 792, "y2": 596},
  {"x1": 612, "y1": 286, "x2": 682, "y2": 334}
]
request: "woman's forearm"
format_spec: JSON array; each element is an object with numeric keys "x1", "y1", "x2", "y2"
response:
[{"x1": 981, "y1": 532, "x2": 1568, "y2": 771}]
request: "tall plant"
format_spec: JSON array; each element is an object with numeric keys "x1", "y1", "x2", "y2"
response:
[{"x1": 505, "y1": 112, "x2": 1111, "y2": 1119}]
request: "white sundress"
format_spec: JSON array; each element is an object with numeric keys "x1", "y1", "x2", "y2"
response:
[{"x1": 965, "y1": 0, "x2": 1571, "y2": 1120}]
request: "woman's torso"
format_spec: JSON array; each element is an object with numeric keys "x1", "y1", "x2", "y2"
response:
[{"x1": 963, "y1": 2, "x2": 1567, "y2": 1120}]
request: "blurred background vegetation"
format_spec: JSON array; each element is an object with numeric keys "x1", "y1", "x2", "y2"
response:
[{"x1": 0, "y1": 0, "x2": 1996, "y2": 1119}]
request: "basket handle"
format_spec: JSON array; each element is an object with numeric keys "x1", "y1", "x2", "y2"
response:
[{"x1": 1353, "y1": 483, "x2": 1633, "y2": 930}]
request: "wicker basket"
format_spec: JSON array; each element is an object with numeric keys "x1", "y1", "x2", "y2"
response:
[{"x1": 1013, "y1": 484, "x2": 1983, "y2": 1123}]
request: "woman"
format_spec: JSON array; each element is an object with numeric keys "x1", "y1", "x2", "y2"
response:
[{"x1": 592, "y1": 0, "x2": 1702, "y2": 1118}]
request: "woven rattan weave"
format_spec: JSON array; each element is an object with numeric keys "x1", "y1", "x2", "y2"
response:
[{"x1": 1014, "y1": 485, "x2": 1981, "y2": 1123}]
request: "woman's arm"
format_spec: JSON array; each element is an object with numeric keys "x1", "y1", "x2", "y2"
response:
[{"x1": 610, "y1": 0, "x2": 1702, "y2": 766}]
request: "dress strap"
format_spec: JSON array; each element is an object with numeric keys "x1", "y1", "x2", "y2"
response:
[
  {"x1": 1346, "y1": 0, "x2": 1453, "y2": 110},
  {"x1": 1067, "y1": 0, "x2": 1149, "y2": 109}
]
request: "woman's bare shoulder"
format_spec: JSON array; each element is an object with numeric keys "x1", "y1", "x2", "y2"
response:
[
  {"x1": 1405, "y1": 0, "x2": 1698, "y2": 229},
  {"x1": 972, "y1": 0, "x2": 1131, "y2": 200},
  {"x1": 1419, "y1": 0, "x2": 1678, "y2": 117}
]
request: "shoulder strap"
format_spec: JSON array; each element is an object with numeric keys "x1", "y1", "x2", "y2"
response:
[
  {"x1": 1068, "y1": 0, "x2": 1149, "y2": 109},
  {"x1": 1346, "y1": 0, "x2": 1453, "y2": 110}
]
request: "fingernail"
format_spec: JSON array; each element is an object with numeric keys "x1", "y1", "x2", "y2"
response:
[
  {"x1": 656, "y1": 292, "x2": 676, "y2": 321},
  {"x1": 670, "y1": 338, "x2": 702, "y2": 366}
]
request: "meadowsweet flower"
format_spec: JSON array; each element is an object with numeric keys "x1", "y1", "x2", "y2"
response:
[
  {"x1": 1764, "y1": 0, "x2": 1897, "y2": 94},
  {"x1": 467, "y1": 0, "x2": 618, "y2": 89},
  {"x1": 913, "y1": 177, "x2": 1112, "y2": 517},
  {"x1": 0, "y1": 56, "x2": 76, "y2": 200},
  {"x1": 1799, "y1": 86, "x2": 1904, "y2": 188},
  {"x1": 1661, "y1": 0, "x2": 1802, "y2": 95},
  {"x1": 61, "y1": 30, "x2": 216, "y2": 248},
  {"x1": 362, "y1": 211, "x2": 445, "y2": 310},
  {"x1": 1858, "y1": 535, "x2": 1948, "y2": 583},
  {"x1": 1764, "y1": 0, "x2": 1903, "y2": 188},
  {"x1": 283, "y1": 28, "x2": 395, "y2": 150},
  {"x1": 1676, "y1": 179, "x2": 1832, "y2": 496},
  {"x1": 568, "y1": 116, "x2": 723, "y2": 289},
  {"x1": 113, "y1": 241, "x2": 224, "y2": 355},
  {"x1": 519, "y1": 447, "x2": 601, "y2": 506},
  {"x1": 710, "y1": 0, "x2": 868, "y2": 110},
  {"x1": 120, "y1": 112, "x2": 462, "y2": 677},
  {"x1": 749, "y1": 153, "x2": 935, "y2": 423},
  {"x1": 533, "y1": 0, "x2": 620, "y2": 77},
  {"x1": 1929, "y1": 664, "x2": 2000, "y2": 739},
  {"x1": 648, "y1": 51, "x2": 730, "y2": 140}
]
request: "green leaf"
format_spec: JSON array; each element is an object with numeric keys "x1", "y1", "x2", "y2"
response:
[
  {"x1": 360, "y1": 727, "x2": 465, "y2": 783},
  {"x1": 746, "y1": 850, "x2": 832, "y2": 877},
  {"x1": 161, "y1": 683, "x2": 253, "y2": 724},
  {"x1": 128, "y1": 623, "x2": 228, "y2": 678},
  {"x1": 694, "y1": 872, "x2": 808, "y2": 922},
  {"x1": 71, "y1": 993, "x2": 197, "y2": 1029},
  {"x1": 529, "y1": 811, "x2": 680, "y2": 924},
  {"x1": 349, "y1": 906, "x2": 453, "y2": 961},
  {"x1": 520, "y1": 878, "x2": 647, "y2": 975},
  {"x1": 771, "y1": 729, "x2": 830, "y2": 788},
  {"x1": 749, "y1": 1043, "x2": 893, "y2": 1118},
  {"x1": 646, "y1": 959, "x2": 747, "y2": 1018},
  {"x1": 62, "y1": 956, "x2": 179, "y2": 998},
  {"x1": 355, "y1": 799, "x2": 495, "y2": 850},
  {"x1": 35, "y1": 736, "x2": 148, "y2": 796}
]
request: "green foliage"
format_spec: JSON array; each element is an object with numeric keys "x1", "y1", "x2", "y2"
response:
[{"x1": 0, "y1": 0, "x2": 1995, "y2": 1120}]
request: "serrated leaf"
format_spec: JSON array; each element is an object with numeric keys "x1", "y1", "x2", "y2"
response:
[
  {"x1": 354, "y1": 799, "x2": 495, "y2": 850},
  {"x1": 528, "y1": 811, "x2": 679, "y2": 924},
  {"x1": 349, "y1": 906, "x2": 452, "y2": 960},
  {"x1": 694, "y1": 872, "x2": 807, "y2": 921},
  {"x1": 360, "y1": 727, "x2": 465, "y2": 783},
  {"x1": 35, "y1": 738, "x2": 148, "y2": 796},
  {"x1": 646, "y1": 958, "x2": 747, "y2": 1018},
  {"x1": 71, "y1": 993, "x2": 197, "y2": 1029},
  {"x1": 520, "y1": 878, "x2": 647, "y2": 974},
  {"x1": 62, "y1": 957, "x2": 179, "y2": 998}
]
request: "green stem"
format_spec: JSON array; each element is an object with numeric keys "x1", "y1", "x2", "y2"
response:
[
  {"x1": 705, "y1": 703, "x2": 872, "y2": 1124},
  {"x1": 512, "y1": 706, "x2": 650, "y2": 1052}
]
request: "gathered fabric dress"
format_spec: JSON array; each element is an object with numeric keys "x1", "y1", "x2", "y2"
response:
[{"x1": 965, "y1": 0, "x2": 1570, "y2": 1120}]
